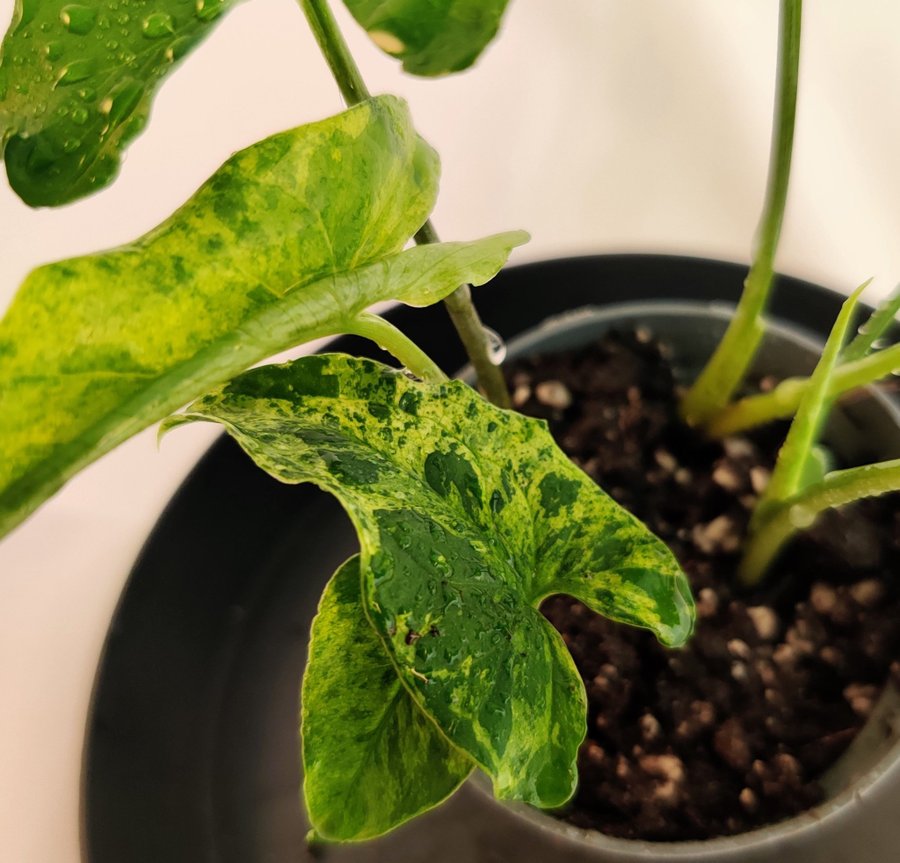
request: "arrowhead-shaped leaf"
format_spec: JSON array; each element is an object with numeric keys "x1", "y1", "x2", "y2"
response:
[
  {"x1": 0, "y1": 0, "x2": 241, "y2": 205},
  {"x1": 303, "y1": 555, "x2": 472, "y2": 841},
  {"x1": 170, "y1": 354, "x2": 695, "y2": 809},
  {"x1": 343, "y1": 0, "x2": 510, "y2": 76},
  {"x1": 0, "y1": 93, "x2": 527, "y2": 538}
]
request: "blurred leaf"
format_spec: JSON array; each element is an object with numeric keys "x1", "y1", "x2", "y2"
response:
[
  {"x1": 0, "y1": 0, "x2": 241, "y2": 205},
  {"x1": 343, "y1": 0, "x2": 510, "y2": 76}
]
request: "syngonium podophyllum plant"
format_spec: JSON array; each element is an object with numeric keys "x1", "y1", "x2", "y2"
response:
[
  {"x1": 0, "y1": 0, "x2": 695, "y2": 843},
  {"x1": 1, "y1": 0, "x2": 899, "y2": 844}
]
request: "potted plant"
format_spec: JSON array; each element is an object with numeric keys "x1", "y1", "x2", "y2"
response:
[{"x1": 0, "y1": 1, "x2": 898, "y2": 861}]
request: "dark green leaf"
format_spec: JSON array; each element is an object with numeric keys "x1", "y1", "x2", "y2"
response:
[
  {"x1": 0, "y1": 93, "x2": 525, "y2": 537},
  {"x1": 303, "y1": 555, "x2": 472, "y2": 841},
  {"x1": 171, "y1": 354, "x2": 695, "y2": 809},
  {"x1": 0, "y1": 0, "x2": 243, "y2": 206},
  {"x1": 343, "y1": 0, "x2": 510, "y2": 76}
]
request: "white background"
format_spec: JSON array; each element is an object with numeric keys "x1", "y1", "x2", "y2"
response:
[{"x1": 1, "y1": 1, "x2": 899, "y2": 860}]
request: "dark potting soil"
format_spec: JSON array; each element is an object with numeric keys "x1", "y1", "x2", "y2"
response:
[{"x1": 505, "y1": 329, "x2": 900, "y2": 841}]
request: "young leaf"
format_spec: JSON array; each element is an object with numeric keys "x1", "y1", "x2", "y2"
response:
[
  {"x1": 0, "y1": 94, "x2": 527, "y2": 538},
  {"x1": 303, "y1": 555, "x2": 473, "y2": 841},
  {"x1": 170, "y1": 354, "x2": 695, "y2": 810},
  {"x1": 0, "y1": 0, "x2": 242, "y2": 206},
  {"x1": 342, "y1": 0, "x2": 510, "y2": 76},
  {"x1": 739, "y1": 458, "x2": 900, "y2": 587},
  {"x1": 842, "y1": 282, "x2": 900, "y2": 362},
  {"x1": 757, "y1": 284, "x2": 866, "y2": 515}
]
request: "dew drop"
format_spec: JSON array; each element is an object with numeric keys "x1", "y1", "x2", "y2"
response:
[
  {"x1": 61, "y1": 137, "x2": 81, "y2": 153},
  {"x1": 60, "y1": 4, "x2": 97, "y2": 35},
  {"x1": 115, "y1": 12, "x2": 130, "y2": 26},
  {"x1": 99, "y1": 78, "x2": 143, "y2": 124},
  {"x1": 70, "y1": 106, "x2": 89, "y2": 125},
  {"x1": 429, "y1": 550, "x2": 452, "y2": 576},
  {"x1": 43, "y1": 41, "x2": 64, "y2": 60},
  {"x1": 55, "y1": 58, "x2": 95, "y2": 87},
  {"x1": 106, "y1": 39, "x2": 119, "y2": 50},
  {"x1": 76, "y1": 85, "x2": 96, "y2": 101},
  {"x1": 97, "y1": 14, "x2": 111, "y2": 30},
  {"x1": 142, "y1": 12, "x2": 175, "y2": 38},
  {"x1": 195, "y1": 0, "x2": 226, "y2": 22},
  {"x1": 483, "y1": 326, "x2": 507, "y2": 364},
  {"x1": 789, "y1": 505, "x2": 816, "y2": 529}
]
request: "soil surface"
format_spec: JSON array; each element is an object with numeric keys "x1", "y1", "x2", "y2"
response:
[{"x1": 505, "y1": 328, "x2": 900, "y2": 841}]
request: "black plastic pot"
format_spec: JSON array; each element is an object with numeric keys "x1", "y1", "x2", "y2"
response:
[{"x1": 83, "y1": 255, "x2": 900, "y2": 863}]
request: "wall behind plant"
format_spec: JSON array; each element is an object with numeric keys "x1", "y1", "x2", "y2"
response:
[{"x1": 0, "y1": 2, "x2": 899, "y2": 861}]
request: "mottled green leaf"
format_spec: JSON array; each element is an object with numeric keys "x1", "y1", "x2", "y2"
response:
[
  {"x1": 171, "y1": 354, "x2": 694, "y2": 809},
  {"x1": 303, "y1": 555, "x2": 472, "y2": 841},
  {"x1": 343, "y1": 0, "x2": 510, "y2": 76},
  {"x1": 0, "y1": 94, "x2": 526, "y2": 537},
  {"x1": 0, "y1": 0, "x2": 242, "y2": 206}
]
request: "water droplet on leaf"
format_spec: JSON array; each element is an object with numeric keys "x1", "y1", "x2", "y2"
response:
[
  {"x1": 195, "y1": 0, "x2": 225, "y2": 22},
  {"x1": 142, "y1": 12, "x2": 175, "y2": 38},
  {"x1": 70, "y1": 106, "x2": 89, "y2": 125},
  {"x1": 60, "y1": 4, "x2": 97, "y2": 35},
  {"x1": 165, "y1": 34, "x2": 195, "y2": 61},
  {"x1": 43, "y1": 41, "x2": 64, "y2": 60},
  {"x1": 55, "y1": 58, "x2": 95, "y2": 87},
  {"x1": 99, "y1": 78, "x2": 143, "y2": 124}
]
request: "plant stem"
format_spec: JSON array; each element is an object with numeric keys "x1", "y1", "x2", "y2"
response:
[
  {"x1": 707, "y1": 341, "x2": 900, "y2": 437},
  {"x1": 681, "y1": 0, "x2": 802, "y2": 427},
  {"x1": 739, "y1": 458, "x2": 900, "y2": 586},
  {"x1": 345, "y1": 312, "x2": 449, "y2": 383},
  {"x1": 414, "y1": 221, "x2": 511, "y2": 407},
  {"x1": 297, "y1": 0, "x2": 512, "y2": 408},
  {"x1": 299, "y1": 0, "x2": 371, "y2": 104}
]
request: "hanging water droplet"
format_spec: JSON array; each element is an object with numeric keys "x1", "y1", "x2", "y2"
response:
[
  {"x1": 142, "y1": 12, "x2": 175, "y2": 38},
  {"x1": 43, "y1": 41, "x2": 64, "y2": 60},
  {"x1": 70, "y1": 106, "x2": 89, "y2": 125},
  {"x1": 483, "y1": 326, "x2": 507, "y2": 364},
  {"x1": 165, "y1": 34, "x2": 197, "y2": 62},
  {"x1": 55, "y1": 58, "x2": 95, "y2": 87},
  {"x1": 195, "y1": 0, "x2": 226, "y2": 22},
  {"x1": 60, "y1": 4, "x2": 97, "y2": 35},
  {"x1": 789, "y1": 505, "x2": 816, "y2": 529}
]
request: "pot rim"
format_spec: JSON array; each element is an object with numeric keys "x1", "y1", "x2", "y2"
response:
[{"x1": 465, "y1": 298, "x2": 900, "y2": 859}]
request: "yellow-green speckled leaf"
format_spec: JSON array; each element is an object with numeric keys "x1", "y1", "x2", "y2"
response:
[
  {"x1": 171, "y1": 354, "x2": 695, "y2": 809},
  {"x1": 343, "y1": 0, "x2": 510, "y2": 76},
  {"x1": 303, "y1": 555, "x2": 472, "y2": 841},
  {"x1": 0, "y1": 93, "x2": 524, "y2": 538},
  {"x1": 0, "y1": 0, "x2": 242, "y2": 206}
]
